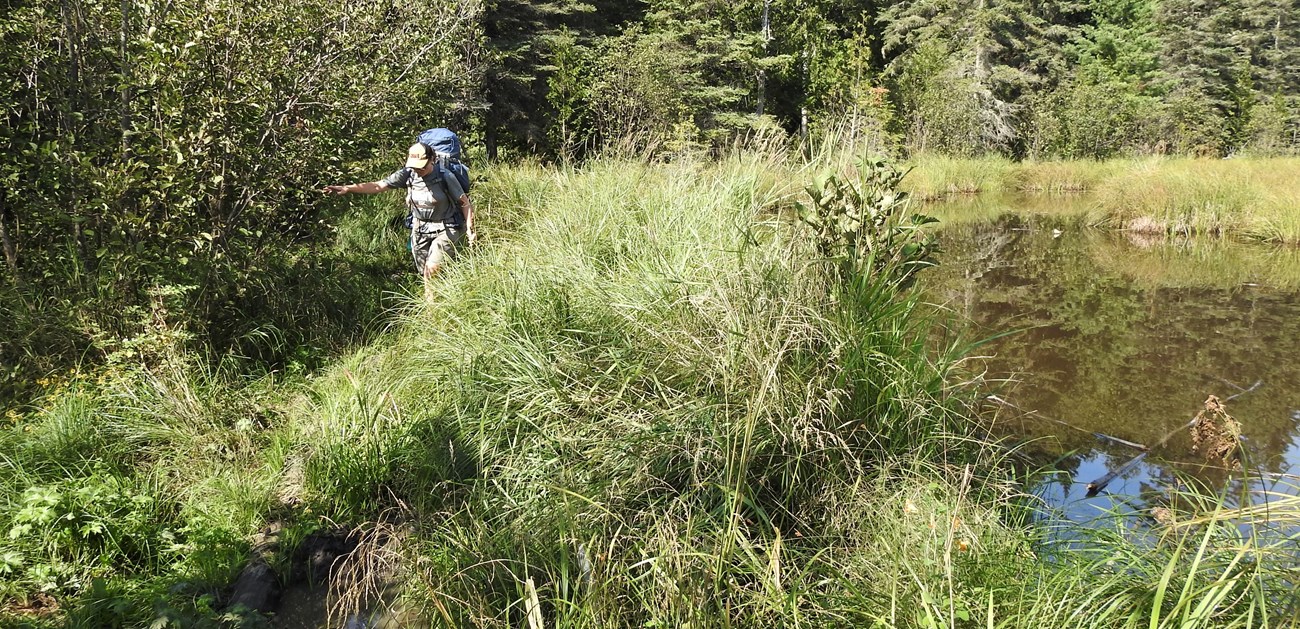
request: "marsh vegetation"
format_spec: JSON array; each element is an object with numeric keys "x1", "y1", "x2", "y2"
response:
[{"x1": 4, "y1": 156, "x2": 1300, "y2": 627}]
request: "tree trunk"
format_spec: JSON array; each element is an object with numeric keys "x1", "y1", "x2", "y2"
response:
[
  {"x1": 799, "y1": 47, "x2": 810, "y2": 154},
  {"x1": 973, "y1": 0, "x2": 988, "y2": 81},
  {"x1": 1274, "y1": 14, "x2": 1281, "y2": 53},
  {"x1": 800, "y1": 106, "x2": 809, "y2": 150},
  {"x1": 485, "y1": 110, "x2": 499, "y2": 160},
  {"x1": 560, "y1": 116, "x2": 571, "y2": 165},
  {"x1": 973, "y1": 0, "x2": 987, "y2": 80},
  {"x1": 120, "y1": 0, "x2": 130, "y2": 151},
  {"x1": 62, "y1": 0, "x2": 90, "y2": 273},
  {"x1": 0, "y1": 197, "x2": 20, "y2": 287},
  {"x1": 755, "y1": 0, "x2": 771, "y2": 117}
]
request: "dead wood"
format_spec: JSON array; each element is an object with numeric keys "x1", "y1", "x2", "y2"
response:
[{"x1": 1084, "y1": 382, "x2": 1259, "y2": 497}]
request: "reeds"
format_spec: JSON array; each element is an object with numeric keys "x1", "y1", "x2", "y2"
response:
[
  {"x1": 1003, "y1": 481, "x2": 1300, "y2": 628},
  {"x1": 294, "y1": 156, "x2": 1300, "y2": 626},
  {"x1": 902, "y1": 154, "x2": 1018, "y2": 200},
  {"x1": 1093, "y1": 158, "x2": 1300, "y2": 243},
  {"x1": 281, "y1": 155, "x2": 1014, "y2": 626}
]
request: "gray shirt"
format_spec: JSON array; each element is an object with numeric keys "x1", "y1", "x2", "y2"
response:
[{"x1": 382, "y1": 167, "x2": 466, "y2": 228}]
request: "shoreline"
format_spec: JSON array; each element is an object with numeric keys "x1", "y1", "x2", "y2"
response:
[{"x1": 905, "y1": 156, "x2": 1300, "y2": 243}]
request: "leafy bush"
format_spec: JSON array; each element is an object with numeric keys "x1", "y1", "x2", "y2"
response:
[
  {"x1": 0, "y1": 0, "x2": 479, "y2": 390},
  {"x1": 797, "y1": 157, "x2": 939, "y2": 287},
  {"x1": 3, "y1": 473, "x2": 176, "y2": 595}
]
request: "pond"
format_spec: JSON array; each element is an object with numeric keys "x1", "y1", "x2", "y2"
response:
[{"x1": 922, "y1": 198, "x2": 1300, "y2": 524}]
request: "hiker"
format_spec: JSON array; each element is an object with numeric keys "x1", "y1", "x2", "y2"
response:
[{"x1": 323, "y1": 142, "x2": 475, "y2": 278}]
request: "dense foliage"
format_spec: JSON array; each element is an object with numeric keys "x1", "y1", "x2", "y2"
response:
[
  {"x1": 0, "y1": 0, "x2": 479, "y2": 394},
  {"x1": 2, "y1": 0, "x2": 1300, "y2": 623},
  {"x1": 5, "y1": 158, "x2": 1296, "y2": 628},
  {"x1": 476, "y1": 0, "x2": 1300, "y2": 159},
  {"x1": 3, "y1": 0, "x2": 1299, "y2": 624}
]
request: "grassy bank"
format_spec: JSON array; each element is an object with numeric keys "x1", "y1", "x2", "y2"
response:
[
  {"x1": 902, "y1": 155, "x2": 1125, "y2": 198},
  {"x1": 906, "y1": 156, "x2": 1300, "y2": 243},
  {"x1": 3, "y1": 155, "x2": 1299, "y2": 627}
]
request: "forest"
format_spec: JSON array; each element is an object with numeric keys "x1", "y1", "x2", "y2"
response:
[{"x1": 3, "y1": 0, "x2": 1300, "y2": 626}]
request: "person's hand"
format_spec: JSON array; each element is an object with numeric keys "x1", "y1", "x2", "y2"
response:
[
  {"x1": 322, "y1": 184, "x2": 348, "y2": 195},
  {"x1": 467, "y1": 229, "x2": 477, "y2": 245}
]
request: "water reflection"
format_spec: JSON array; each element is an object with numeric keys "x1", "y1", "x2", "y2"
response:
[{"x1": 924, "y1": 215, "x2": 1300, "y2": 522}]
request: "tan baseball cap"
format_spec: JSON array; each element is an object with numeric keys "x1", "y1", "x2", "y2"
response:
[{"x1": 405, "y1": 143, "x2": 431, "y2": 169}]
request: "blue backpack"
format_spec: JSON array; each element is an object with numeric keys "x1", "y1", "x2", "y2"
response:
[
  {"x1": 416, "y1": 128, "x2": 471, "y2": 195},
  {"x1": 401, "y1": 128, "x2": 471, "y2": 232}
]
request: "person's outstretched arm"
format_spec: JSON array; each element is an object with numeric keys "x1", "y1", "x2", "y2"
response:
[{"x1": 323, "y1": 181, "x2": 390, "y2": 195}]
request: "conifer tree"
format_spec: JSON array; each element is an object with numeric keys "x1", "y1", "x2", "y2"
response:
[
  {"x1": 1154, "y1": 0, "x2": 1240, "y2": 152},
  {"x1": 1230, "y1": 0, "x2": 1299, "y2": 93},
  {"x1": 1229, "y1": 0, "x2": 1300, "y2": 152},
  {"x1": 880, "y1": 0, "x2": 1051, "y2": 153},
  {"x1": 481, "y1": 0, "x2": 638, "y2": 158},
  {"x1": 1023, "y1": 0, "x2": 1162, "y2": 157},
  {"x1": 639, "y1": 0, "x2": 771, "y2": 143}
]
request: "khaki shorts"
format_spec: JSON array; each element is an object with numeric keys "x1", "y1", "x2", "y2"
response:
[{"x1": 411, "y1": 224, "x2": 464, "y2": 273}]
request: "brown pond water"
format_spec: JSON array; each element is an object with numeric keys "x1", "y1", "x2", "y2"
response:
[{"x1": 922, "y1": 208, "x2": 1300, "y2": 523}]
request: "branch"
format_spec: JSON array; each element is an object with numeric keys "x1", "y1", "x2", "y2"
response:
[
  {"x1": 987, "y1": 395, "x2": 1148, "y2": 451},
  {"x1": 1084, "y1": 381, "x2": 1263, "y2": 497}
]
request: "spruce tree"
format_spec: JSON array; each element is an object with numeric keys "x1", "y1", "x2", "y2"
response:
[
  {"x1": 880, "y1": 0, "x2": 1052, "y2": 153},
  {"x1": 1154, "y1": 0, "x2": 1239, "y2": 152},
  {"x1": 481, "y1": 0, "x2": 639, "y2": 158},
  {"x1": 1231, "y1": 0, "x2": 1299, "y2": 93}
]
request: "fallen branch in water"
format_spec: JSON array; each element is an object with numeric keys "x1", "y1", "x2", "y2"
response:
[
  {"x1": 1085, "y1": 381, "x2": 1262, "y2": 497},
  {"x1": 986, "y1": 394, "x2": 1149, "y2": 451},
  {"x1": 1205, "y1": 375, "x2": 1250, "y2": 393}
]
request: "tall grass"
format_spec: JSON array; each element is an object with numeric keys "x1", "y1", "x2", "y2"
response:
[
  {"x1": 902, "y1": 156, "x2": 1122, "y2": 199},
  {"x1": 1007, "y1": 160, "x2": 1130, "y2": 194},
  {"x1": 4, "y1": 153, "x2": 1299, "y2": 627},
  {"x1": 1003, "y1": 484, "x2": 1300, "y2": 628},
  {"x1": 0, "y1": 360, "x2": 286, "y2": 625},
  {"x1": 284, "y1": 156, "x2": 1013, "y2": 626},
  {"x1": 903, "y1": 154, "x2": 1018, "y2": 199},
  {"x1": 291, "y1": 157, "x2": 1300, "y2": 627},
  {"x1": 1093, "y1": 158, "x2": 1300, "y2": 243}
]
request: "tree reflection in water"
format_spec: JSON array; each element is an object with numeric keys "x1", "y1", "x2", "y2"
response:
[{"x1": 923, "y1": 215, "x2": 1300, "y2": 522}]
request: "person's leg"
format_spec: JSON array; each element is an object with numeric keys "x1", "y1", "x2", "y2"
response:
[
  {"x1": 419, "y1": 228, "x2": 464, "y2": 301},
  {"x1": 411, "y1": 244, "x2": 422, "y2": 275},
  {"x1": 421, "y1": 228, "x2": 464, "y2": 278},
  {"x1": 412, "y1": 229, "x2": 431, "y2": 276}
]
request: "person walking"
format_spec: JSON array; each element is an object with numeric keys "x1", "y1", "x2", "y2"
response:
[{"x1": 324, "y1": 142, "x2": 475, "y2": 279}]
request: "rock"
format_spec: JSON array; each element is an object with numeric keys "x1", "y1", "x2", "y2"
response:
[
  {"x1": 292, "y1": 530, "x2": 360, "y2": 586},
  {"x1": 226, "y1": 523, "x2": 284, "y2": 617},
  {"x1": 227, "y1": 562, "x2": 281, "y2": 614}
]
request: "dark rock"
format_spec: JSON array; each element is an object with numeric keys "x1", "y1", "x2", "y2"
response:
[
  {"x1": 291, "y1": 530, "x2": 360, "y2": 586},
  {"x1": 227, "y1": 562, "x2": 281, "y2": 614}
]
